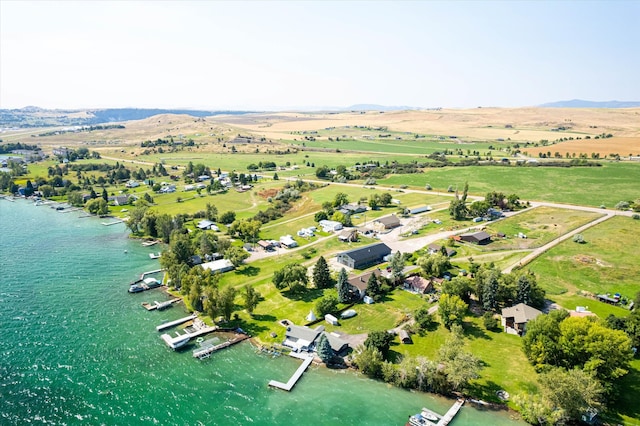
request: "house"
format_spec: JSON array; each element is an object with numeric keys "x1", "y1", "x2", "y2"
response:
[
  {"x1": 336, "y1": 242, "x2": 392, "y2": 269},
  {"x1": 111, "y1": 195, "x2": 131, "y2": 206},
  {"x1": 318, "y1": 220, "x2": 343, "y2": 232},
  {"x1": 373, "y1": 215, "x2": 401, "y2": 231},
  {"x1": 282, "y1": 324, "x2": 350, "y2": 354},
  {"x1": 200, "y1": 259, "x2": 235, "y2": 274},
  {"x1": 257, "y1": 240, "x2": 274, "y2": 251},
  {"x1": 197, "y1": 220, "x2": 218, "y2": 231},
  {"x1": 338, "y1": 203, "x2": 367, "y2": 215},
  {"x1": 125, "y1": 180, "x2": 140, "y2": 188},
  {"x1": 338, "y1": 229, "x2": 358, "y2": 242},
  {"x1": 501, "y1": 303, "x2": 542, "y2": 336},
  {"x1": 280, "y1": 235, "x2": 298, "y2": 248},
  {"x1": 459, "y1": 231, "x2": 492, "y2": 245},
  {"x1": 347, "y1": 269, "x2": 383, "y2": 299},
  {"x1": 403, "y1": 275, "x2": 433, "y2": 294},
  {"x1": 283, "y1": 325, "x2": 323, "y2": 352},
  {"x1": 399, "y1": 330, "x2": 413, "y2": 344},
  {"x1": 427, "y1": 244, "x2": 457, "y2": 257}
]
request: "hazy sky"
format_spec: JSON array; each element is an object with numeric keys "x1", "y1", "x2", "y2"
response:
[{"x1": 1, "y1": 0, "x2": 639, "y2": 110}]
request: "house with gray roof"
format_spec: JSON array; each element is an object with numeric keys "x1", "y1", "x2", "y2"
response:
[{"x1": 501, "y1": 303, "x2": 542, "y2": 336}]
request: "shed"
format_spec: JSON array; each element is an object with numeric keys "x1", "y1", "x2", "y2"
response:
[
  {"x1": 338, "y1": 229, "x2": 358, "y2": 242},
  {"x1": 409, "y1": 206, "x2": 431, "y2": 215},
  {"x1": 399, "y1": 330, "x2": 413, "y2": 344},
  {"x1": 373, "y1": 215, "x2": 401, "y2": 230},
  {"x1": 336, "y1": 242, "x2": 391, "y2": 269},
  {"x1": 363, "y1": 295, "x2": 374, "y2": 304},
  {"x1": 280, "y1": 235, "x2": 298, "y2": 248},
  {"x1": 459, "y1": 231, "x2": 492, "y2": 245},
  {"x1": 325, "y1": 314, "x2": 339, "y2": 326}
]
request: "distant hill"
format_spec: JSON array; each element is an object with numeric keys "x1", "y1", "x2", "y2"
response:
[
  {"x1": 540, "y1": 99, "x2": 640, "y2": 108},
  {"x1": 344, "y1": 104, "x2": 423, "y2": 111},
  {"x1": 0, "y1": 107, "x2": 254, "y2": 128}
]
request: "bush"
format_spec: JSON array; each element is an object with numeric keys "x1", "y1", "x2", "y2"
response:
[
  {"x1": 483, "y1": 312, "x2": 498, "y2": 330},
  {"x1": 632, "y1": 213, "x2": 640, "y2": 220},
  {"x1": 573, "y1": 234, "x2": 585, "y2": 244}
]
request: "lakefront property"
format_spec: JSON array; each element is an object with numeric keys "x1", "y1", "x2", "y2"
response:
[{"x1": 2, "y1": 106, "x2": 640, "y2": 425}]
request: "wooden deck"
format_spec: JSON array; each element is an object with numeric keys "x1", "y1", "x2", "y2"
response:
[
  {"x1": 268, "y1": 352, "x2": 314, "y2": 391},
  {"x1": 143, "y1": 298, "x2": 181, "y2": 312},
  {"x1": 437, "y1": 398, "x2": 464, "y2": 426},
  {"x1": 192, "y1": 334, "x2": 251, "y2": 359}
]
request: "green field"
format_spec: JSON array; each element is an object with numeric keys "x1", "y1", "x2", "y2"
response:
[
  {"x1": 378, "y1": 162, "x2": 640, "y2": 207},
  {"x1": 527, "y1": 216, "x2": 640, "y2": 312}
]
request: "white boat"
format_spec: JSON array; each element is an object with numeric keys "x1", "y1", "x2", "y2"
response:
[
  {"x1": 149, "y1": 252, "x2": 161, "y2": 259},
  {"x1": 408, "y1": 408, "x2": 438, "y2": 425},
  {"x1": 340, "y1": 309, "x2": 357, "y2": 319}
]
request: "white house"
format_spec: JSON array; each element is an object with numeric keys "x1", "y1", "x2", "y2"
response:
[
  {"x1": 280, "y1": 235, "x2": 298, "y2": 248},
  {"x1": 318, "y1": 220, "x2": 343, "y2": 232},
  {"x1": 200, "y1": 259, "x2": 235, "y2": 274}
]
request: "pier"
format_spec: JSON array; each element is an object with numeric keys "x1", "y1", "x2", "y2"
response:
[
  {"x1": 143, "y1": 298, "x2": 182, "y2": 312},
  {"x1": 101, "y1": 219, "x2": 124, "y2": 226},
  {"x1": 192, "y1": 333, "x2": 251, "y2": 359},
  {"x1": 160, "y1": 318, "x2": 218, "y2": 350},
  {"x1": 407, "y1": 398, "x2": 464, "y2": 426},
  {"x1": 268, "y1": 352, "x2": 314, "y2": 391},
  {"x1": 156, "y1": 313, "x2": 196, "y2": 330},
  {"x1": 140, "y1": 269, "x2": 164, "y2": 279}
]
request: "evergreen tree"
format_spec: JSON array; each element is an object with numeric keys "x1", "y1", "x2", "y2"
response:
[
  {"x1": 366, "y1": 272, "x2": 382, "y2": 300},
  {"x1": 516, "y1": 274, "x2": 532, "y2": 305},
  {"x1": 313, "y1": 256, "x2": 332, "y2": 289},
  {"x1": 482, "y1": 271, "x2": 499, "y2": 311},
  {"x1": 101, "y1": 187, "x2": 108, "y2": 202},
  {"x1": 316, "y1": 333, "x2": 334, "y2": 364},
  {"x1": 337, "y1": 268, "x2": 351, "y2": 303},
  {"x1": 389, "y1": 251, "x2": 405, "y2": 285}
]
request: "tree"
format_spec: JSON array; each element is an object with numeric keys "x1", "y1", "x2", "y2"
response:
[
  {"x1": 312, "y1": 256, "x2": 332, "y2": 289},
  {"x1": 481, "y1": 269, "x2": 499, "y2": 311},
  {"x1": 333, "y1": 192, "x2": 349, "y2": 207},
  {"x1": 364, "y1": 330, "x2": 394, "y2": 358},
  {"x1": 352, "y1": 345, "x2": 383, "y2": 377},
  {"x1": 389, "y1": 251, "x2": 405, "y2": 285},
  {"x1": 336, "y1": 268, "x2": 351, "y2": 303},
  {"x1": 522, "y1": 309, "x2": 568, "y2": 371},
  {"x1": 573, "y1": 233, "x2": 586, "y2": 244},
  {"x1": 438, "y1": 294, "x2": 467, "y2": 329},
  {"x1": 205, "y1": 203, "x2": 218, "y2": 221},
  {"x1": 243, "y1": 284, "x2": 260, "y2": 315},
  {"x1": 273, "y1": 263, "x2": 309, "y2": 293},
  {"x1": 126, "y1": 204, "x2": 148, "y2": 233},
  {"x1": 218, "y1": 286, "x2": 237, "y2": 322},
  {"x1": 379, "y1": 192, "x2": 393, "y2": 207},
  {"x1": 366, "y1": 272, "x2": 382, "y2": 301},
  {"x1": 538, "y1": 367, "x2": 604, "y2": 423},
  {"x1": 314, "y1": 210, "x2": 328, "y2": 222},
  {"x1": 315, "y1": 294, "x2": 338, "y2": 317},
  {"x1": 219, "y1": 210, "x2": 236, "y2": 225},
  {"x1": 316, "y1": 334, "x2": 334, "y2": 364},
  {"x1": 101, "y1": 187, "x2": 108, "y2": 201},
  {"x1": 414, "y1": 306, "x2": 435, "y2": 332},
  {"x1": 441, "y1": 276, "x2": 472, "y2": 303},
  {"x1": 225, "y1": 246, "x2": 249, "y2": 267},
  {"x1": 417, "y1": 253, "x2": 450, "y2": 278},
  {"x1": 273, "y1": 172, "x2": 279, "y2": 180},
  {"x1": 86, "y1": 198, "x2": 108, "y2": 216}
]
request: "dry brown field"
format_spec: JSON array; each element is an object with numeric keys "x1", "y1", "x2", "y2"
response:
[
  {"x1": 5, "y1": 108, "x2": 640, "y2": 154},
  {"x1": 523, "y1": 136, "x2": 640, "y2": 157}
]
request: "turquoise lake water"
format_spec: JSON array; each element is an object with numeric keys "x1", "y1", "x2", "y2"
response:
[{"x1": 0, "y1": 199, "x2": 527, "y2": 425}]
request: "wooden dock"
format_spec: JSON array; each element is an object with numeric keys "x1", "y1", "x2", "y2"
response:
[
  {"x1": 437, "y1": 398, "x2": 464, "y2": 426},
  {"x1": 407, "y1": 398, "x2": 464, "y2": 426},
  {"x1": 101, "y1": 219, "x2": 124, "y2": 226},
  {"x1": 268, "y1": 352, "x2": 314, "y2": 391},
  {"x1": 192, "y1": 333, "x2": 251, "y2": 359},
  {"x1": 156, "y1": 313, "x2": 196, "y2": 330},
  {"x1": 143, "y1": 298, "x2": 182, "y2": 312}
]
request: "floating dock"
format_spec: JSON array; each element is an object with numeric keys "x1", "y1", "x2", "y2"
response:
[
  {"x1": 192, "y1": 333, "x2": 251, "y2": 359},
  {"x1": 268, "y1": 352, "x2": 314, "y2": 391},
  {"x1": 143, "y1": 298, "x2": 182, "y2": 312},
  {"x1": 160, "y1": 319, "x2": 218, "y2": 350},
  {"x1": 156, "y1": 313, "x2": 196, "y2": 330},
  {"x1": 149, "y1": 253, "x2": 161, "y2": 259}
]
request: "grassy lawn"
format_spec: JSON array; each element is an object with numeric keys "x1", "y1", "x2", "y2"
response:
[
  {"x1": 483, "y1": 206, "x2": 604, "y2": 250},
  {"x1": 527, "y1": 216, "x2": 640, "y2": 306}
]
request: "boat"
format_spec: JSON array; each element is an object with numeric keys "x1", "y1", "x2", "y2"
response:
[
  {"x1": 161, "y1": 332, "x2": 191, "y2": 350},
  {"x1": 154, "y1": 300, "x2": 173, "y2": 310},
  {"x1": 128, "y1": 283, "x2": 144, "y2": 293},
  {"x1": 408, "y1": 408, "x2": 439, "y2": 426},
  {"x1": 340, "y1": 309, "x2": 357, "y2": 319},
  {"x1": 143, "y1": 277, "x2": 161, "y2": 289},
  {"x1": 149, "y1": 252, "x2": 161, "y2": 259}
]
